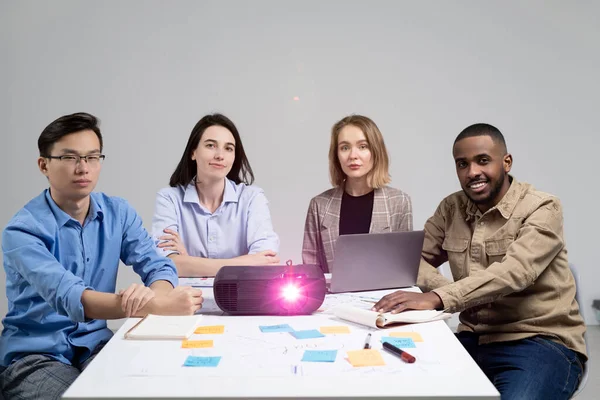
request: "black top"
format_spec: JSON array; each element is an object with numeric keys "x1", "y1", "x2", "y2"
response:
[{"x1": 339, "y1": 190, "x2": 375, "y2": 235}]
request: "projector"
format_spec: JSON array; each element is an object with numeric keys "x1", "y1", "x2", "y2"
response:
[{"x1": 214, "y1": 264, "x2": 326, "y2": 315}]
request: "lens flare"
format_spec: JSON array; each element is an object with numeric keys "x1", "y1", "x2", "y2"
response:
[{"x1": 281, "y1": 284, "x2": 301, "y2": 302}]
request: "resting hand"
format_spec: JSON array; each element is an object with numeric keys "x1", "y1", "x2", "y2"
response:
[
  {"x1": 245, "y1": 250, "x2": 280, "y2": 265},
  {"x1": 152, "y1": 286, "x2": 204, "y2": 315},
  {"x1": 157, "y1": 228, "x2": 188, "y2": 256},
  {"x1": 372, "y1": 291, "x2": 443, "y2": 314},
  {"x1": 119, "y1": 283, "x2": 156, "y2": 317}
]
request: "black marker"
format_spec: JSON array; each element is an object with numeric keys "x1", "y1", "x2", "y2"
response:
[{"x1": 382, "y1": 341, "x2": 416, "y2": 363}]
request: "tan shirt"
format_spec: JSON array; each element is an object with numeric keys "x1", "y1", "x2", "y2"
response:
[
  {"x1": 417, "y1": 177, "x2": 586, "y2": 359},
  {"x1": 302, "y1": 186, "x2": 412, "y2": 273}
]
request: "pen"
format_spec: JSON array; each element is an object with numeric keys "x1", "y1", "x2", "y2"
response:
[
  {"x1": 363, "y1": 333, "x2": 372, "y2": 349},
  {"x1": 382, "y1": 341, "x2": 416, "y2": 363},
  {"x1": 357, "y1": 295, "x2": 380, "y2": 302}
]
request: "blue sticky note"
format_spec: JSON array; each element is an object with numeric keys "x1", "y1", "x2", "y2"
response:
[
  {"x1": 291, "y1": 329, "x2": 325, "y2": 339},
  {"x1": 381, "y1": 337, "x2": 416, "y2": 348},
  {"x1": 183, "y1": 356, "x2": 222, "y2": 367},
  {"x1": 301, "y1": 350, "x2": 338, "y2": 363},
  {"x1": 259, "y1": 324, "x2": 295, "y2": 333}
]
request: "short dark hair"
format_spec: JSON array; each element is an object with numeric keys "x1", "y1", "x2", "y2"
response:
[
  {"x1": 38, "y1": 112, "x2": 103, "y2": 157},
  {"x1": 169, "y1": 113, "x2": 255, "y2": 187},
  {"x1": 454, "y1": 123, "x2": 507, "y2": 153}
]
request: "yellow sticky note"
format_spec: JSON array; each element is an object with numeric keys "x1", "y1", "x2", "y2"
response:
[
  {"x1": 181, "y1": 340, "x2": 213, "y2": 349},
  {"x1": 389, "y1": 332, "x2": 424, "y2": 342},
  {"x1": 347, "y1": 349, "x2": 385, "y2": 367},
  {"x1": 194, "y1": 325, "x2": 225, "y2": 334},
  {"x1": 319, "y1": 326, "x2": 351, "y2": 334}
]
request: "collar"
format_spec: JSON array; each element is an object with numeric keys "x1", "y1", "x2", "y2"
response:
[
  {"x1": 45, "y1": 189, "x2": 103, "y2": 227},
  {"x1": 183, "y1": 178, "x2": 239, "y2": 205},
  {"x1": 465, "y1": 175, "x2": 520, "y2": 220}
]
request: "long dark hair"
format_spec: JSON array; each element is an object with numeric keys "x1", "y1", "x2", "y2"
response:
[{"x1": 169, "y1": 114, "x2": 254, "y2": 187}]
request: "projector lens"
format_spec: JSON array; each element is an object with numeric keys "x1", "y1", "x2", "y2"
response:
[{"x1": 281, "y1": 284, "x2": 301, "y2": 302}]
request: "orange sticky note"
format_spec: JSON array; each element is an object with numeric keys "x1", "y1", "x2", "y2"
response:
[
  {"x1": 389, "y1": 332, "x2": 423, "y2": 342},
  {"x1": 346, "y1": 349, "x2": 385, "y2": 367},
  {"x1": 319, "y1": 326, "x2": 351, "y2": 334},
  {"x1": 194, "y1": 325, "x2": 225, "y2": 334},
  {"x1": 181, "y1": 340, "x2": 213, "y2": 349}
]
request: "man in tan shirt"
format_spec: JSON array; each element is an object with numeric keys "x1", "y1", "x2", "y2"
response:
[{"x1": 374, "y1": 123, "x2": 586, "y2": 400}]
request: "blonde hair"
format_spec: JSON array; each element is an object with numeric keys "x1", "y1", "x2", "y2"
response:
[{"x1": 328, "y1": 115, "x2": 391, "y2": 188}]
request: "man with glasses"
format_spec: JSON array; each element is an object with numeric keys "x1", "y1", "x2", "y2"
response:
[{"x1": 0, "y1": 113, "x2": 203, "y2": 400}]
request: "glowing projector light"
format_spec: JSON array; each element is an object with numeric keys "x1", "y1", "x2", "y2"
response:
[
  {"x1": 281, "y1": 284, "x2": 301, "y2": 302},
  {"x1": 214, "y1": 264, "x2": 326, "y2": 315}
]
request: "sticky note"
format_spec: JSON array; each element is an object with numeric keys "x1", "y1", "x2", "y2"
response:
[
  {"x1": 319, "y1": 326, "x2": 351, "y2": 334},
  {"x1": 195, "y1": 325, "x2": 225, "y2": 334},
  {"x1": 381, "y1": 337, "x2": 416, "y2": 348},
  {"x1": 181, "y1": 340, "x2": 213, "y2": 348},
  {"x1": 259, "y1": 324, "x2": 295, "y2": 333},
  {"x1": 291, "y1": 329, "x2": 325, "y2": 339},
  {"x1": 389, "y1": 332, "x2": 423, "y2": 342},
  {"x1": 347, "y1": 349, "x2": 385, "y2": 367},
  {"x1": 301, "y1": 350, "x2": 338, "y2": 363},
  {"x1": 183, "y1": 356, "x2": 221, "y2": 367}
]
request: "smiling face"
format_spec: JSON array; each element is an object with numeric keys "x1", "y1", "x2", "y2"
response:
[
  {"x1": 453, "y1": 135, "x2": 512, "y2": 212},
  {"x1": 38, "y1": 129, "x2": 102, "y2": 204},
  {"x1": 337, "y1": 124, "x2": 373, "y2": 183},
  {"x1": 192, "y1": 125, "x2": 236, "y2": 182}
]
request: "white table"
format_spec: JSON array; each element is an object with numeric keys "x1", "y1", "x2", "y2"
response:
[{"x1": 64, "y1": 280, "x2": 499, "y2": 399}]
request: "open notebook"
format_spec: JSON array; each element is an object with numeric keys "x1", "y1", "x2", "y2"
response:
[
  {"x1": 124, "y1": 314, "x2": 201, "y2": 340},
  {"x1": 333, "y1": 305, "x2": 451, "y2": 328}
]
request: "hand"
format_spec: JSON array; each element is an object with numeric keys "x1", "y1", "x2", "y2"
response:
[
  {"x1": 372, "y1": 291, "x2": 443, "y2": 314},
  {"x1": 151, "y1": 286, "x2": 203, "y2": 315},
  {"x1": 244, "y1": 250, "x2": 280, "y2": 265},
  {"x1": 157, "y1": 228, "x2": 188, "y2": 256},
  {"x1": 118, "y1": 283, "x2": 156, "y2": 317}
]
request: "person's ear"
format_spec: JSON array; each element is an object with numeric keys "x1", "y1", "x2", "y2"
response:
[
  {"x1": 38, "y1": 157, "x2": 49, "y2": 177},
  {"x1": 503, "y1": 153, "x2": 513, "y2": 173}
]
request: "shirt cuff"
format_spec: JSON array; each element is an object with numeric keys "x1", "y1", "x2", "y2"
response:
[
  {"x1": 432, "y1": 285, "x2": 461, "y2": 313},
  {"x1": 146, "y1": 272, "x2": 178, "y2": 290},
  {"x1": 66, "y1": 283, "x2": 93, "y2": 323},
  {"x1": 155, "y1": 246, "x2": 178, "y2": 258}
]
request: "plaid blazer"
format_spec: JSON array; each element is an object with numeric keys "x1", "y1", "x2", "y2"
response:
[{"x1": 302, "y1": 186, "x2": 413, "y2": 273}]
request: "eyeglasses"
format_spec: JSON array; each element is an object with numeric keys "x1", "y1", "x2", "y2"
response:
[{"x1": 46, "y1": 154, "x2": 106, "y2": 165}]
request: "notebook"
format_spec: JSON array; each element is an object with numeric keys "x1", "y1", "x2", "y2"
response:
[
  {"x1": 333, "y1": 305, "x2": 451, "y2": 328},
  {"x1": 124, "y1": 314, "x2": 201, "y2": 340}
]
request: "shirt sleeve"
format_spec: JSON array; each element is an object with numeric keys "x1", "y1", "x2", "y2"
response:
[
  {"x1": 301, "y1": 198, "x2": 326, "y2": 271},
  {"x1": 2, "y1": 221, "x2": 91, "y2": 323},
  {"x1": 246, "y1": 190, "x2": 280, "y2": 254},
  {"x1": 151, "y1": 190, "x2": 179, "y2": 258},
  {"x1": 120, "y1": 199, "x2": 178, "y2": 288},
  {"x1": 433, "y1": 198, "x2": 564, "y2": 313},
  {"x1": 417, "y1": 202, "x2": 453, "y2": 291},
  {"x1": 395, "y1": 193, "x2": 413, "y2": 231}
]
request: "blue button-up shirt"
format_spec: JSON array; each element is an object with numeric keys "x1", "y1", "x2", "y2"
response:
[
  {"x1": 151, "y1": 178, "x2": 279, "y2": 261},
  {"x1": 0, "y1": 190, "x2": 178, "y2": 367}
]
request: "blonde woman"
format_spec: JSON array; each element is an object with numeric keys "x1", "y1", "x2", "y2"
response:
[{"x1": 302, "y1": 115, "x2": 412, "y2": 273}]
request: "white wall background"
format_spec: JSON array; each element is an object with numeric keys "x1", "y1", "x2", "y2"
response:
[{"x1": 1, "y1": 1, "x2": 598, "y2": 328}]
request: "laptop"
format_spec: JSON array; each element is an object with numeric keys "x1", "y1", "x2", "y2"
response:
[{"x1": 328, "y1": 230, "x2": 425, "y2": 293}]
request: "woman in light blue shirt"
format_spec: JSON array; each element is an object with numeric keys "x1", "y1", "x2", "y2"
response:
[{"x1": 152, "y1": 114, "x2": 280, "y2": 277}]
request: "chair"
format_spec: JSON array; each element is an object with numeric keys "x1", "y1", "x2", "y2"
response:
[{"x1": 569, "y1": 263, "x2": 589, "y2": 398}]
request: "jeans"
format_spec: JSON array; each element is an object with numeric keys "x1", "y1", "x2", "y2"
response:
[{"x1": 457, "y1": 332, "x2": 584, "y2": 400}]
